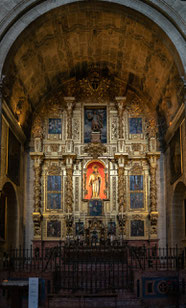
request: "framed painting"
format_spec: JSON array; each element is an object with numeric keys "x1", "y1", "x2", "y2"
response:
[
  {"x1": 130, "y1": 175, "x2": 143, "y2": 191},
  {"x1": 170, "y1": 127, "x2": 182, "y2": 183},
  {"x1": 47, "y1": 193, "x2": 61, "y2": 210},
  {"x1": 47, "y1": 220, "x2": 61, "y2": 237},
  {"x1": 84, "y1": 161, "x2": 107, "y2": 200},
  {"x1": 108, "y1": 221, "x2": 116, "y2": 235},
  {"x1": 130, "y1": 192, "x2": 144, "y2": 209},
  {"x1": 47, "y1": 176, "x2": 61, "y2": 191},
  {"x1": 48, "y1": 118, "x2": 62, "y2": 134},
  {"x1": 7, "y1": 129, "x2": 21, "y2": 185},
  {"x1": 84, "y1": 107, "x2": 107, "y2": 143},
  {"x1": 89, "y1": 200, "x2": 102, "y2": 216},
  {"x1": 131, "y1": 220, "x2": 144, "y2": 237},
  {"x1": 75, "y1": 222, "x2": 84, "y2": 235},
  {"x1": 129, "y1": 118, "x2": 142, "y2": 134}
]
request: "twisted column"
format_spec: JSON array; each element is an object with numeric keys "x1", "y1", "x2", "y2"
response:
[
  {"x1": 65, "y1": 167, "x2": 73, "y2": 213},
  {"x1": 30, "y1": 154, "x2": 43, "y2": 237},
  {"x1": 147, "y1": 153, "x2": 160, "y2": 236}
]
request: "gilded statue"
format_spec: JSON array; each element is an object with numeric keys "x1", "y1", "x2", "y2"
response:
[{"x1": 89, "y1": 165, "x2": 101, "y2": 199}]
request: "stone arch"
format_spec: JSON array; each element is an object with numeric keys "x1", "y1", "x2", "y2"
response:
[
  {"x1": 0, "y1": 0, "x2": 185, "y2": 78},
  {"x1": 0, "y1": 182, "x2": 18, "y2": 250},
  {"x1": 172, "y1": 181, "x2": 186, "y2": 248}
]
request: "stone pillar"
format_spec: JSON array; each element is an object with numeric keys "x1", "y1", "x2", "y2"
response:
[{"x1": 147, "y1": 153, "x2": 160, "y2": 237}]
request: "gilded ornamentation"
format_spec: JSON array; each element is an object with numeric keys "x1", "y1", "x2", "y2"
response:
[
  {"x1": 118, "y1": 166, "x2": 126, "y2": 212},
  {"x1": 130, "y1": 163, "x2": 143, "y2": 175},
  {"x1": 64, "y1": 97, "x2": 75, "y2": 139},
  {"x1": 78, "y1": 77, "x2": 111, "y2": 103},
  {"x1": 132, "y1": 214, "x2": 143, "y2": 219},
  {"x1": 65, "y1": 167, "x2": 73, "y2": 212},
  {"x1": 84, "y1": 143, "x2": 107, "y2": 159},
  {"x1": 32, "y1": 116, "x2": 43, "y2": 139},
  {"x1": 48, "y1": 215, "x2": 60, "y2": 220},
  {"x1": 112, "y1": 177, "x2": 117, "y2": 211},
  {"x1": 147, "y1": 154, "x2": 160, "y2": 212},
  {"x1": 115, "y1": 97, "x2": 127, "y2": 139},
  {"x1": 50, "y1": 144, "x2": 59, "y2": 152},
  {"x1": 145, "y1": 118, "x2": 158, "y2": 138},
  {"x1": 75, "y1": 177, "x2": 79, "y2": 211},
  {"x1": 32, "y1": 213, "x2": 41, "y2": 237},
  {"x1": 150, "y1": 212, "x2": 158, "y2": 235},
  {"x1": 65, "y1": 214, "x2": 74, "y2": 235},
  {"x1": 111, "y1": 117, "x2": 118, "y2": 141},
  {"x1": 72, "y1": 118, "x2": 80, "y2": 141},
  {"x1": 132, "y1": 144, "x2": 141, "y2": 152},
  {"x1": 32, "y1": 156, "x2": 43, "y2": 213},
  {"x1": 48, "y1": 164, "x2": 61, "y2": 175},
  {"x1": 126, "y1": 93, "x2": 142, "y2": 116},
  {"x1": 117, "y1": 213, "x2": 127, "y2": 236}
]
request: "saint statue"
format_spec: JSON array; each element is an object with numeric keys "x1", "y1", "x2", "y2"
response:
[
  {"x1": 88, "y1": 165, "x2": 101, "y2": 199},
  {"x1": 87, "y1": 111, "x2": 103, "y2": 132}
]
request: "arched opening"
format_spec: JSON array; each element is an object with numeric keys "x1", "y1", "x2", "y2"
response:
[
  {"x1": 172, "y1": 182, "x2": 186, "y2": 248},
  {"x1": 0, "y1": 182, "x2": 18, "y2": 250}
]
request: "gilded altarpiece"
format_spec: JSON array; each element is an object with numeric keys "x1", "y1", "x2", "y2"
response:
[{"x1": 30, "y1": 74, "x2": 160, "y2": 247}]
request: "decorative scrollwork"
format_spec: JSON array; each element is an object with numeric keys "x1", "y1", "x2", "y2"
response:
[{"x1": 84, "y1": 143, "x2": 107, "y2": 159}]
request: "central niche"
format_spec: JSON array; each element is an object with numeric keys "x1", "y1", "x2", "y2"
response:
[{"x1": 84, "y1": 160, "x2": 107, "y2": 217}]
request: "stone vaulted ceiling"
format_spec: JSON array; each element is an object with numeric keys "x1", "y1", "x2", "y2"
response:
[{"x1": 2, "y1": 1, "x2": 184, "y2": 137}]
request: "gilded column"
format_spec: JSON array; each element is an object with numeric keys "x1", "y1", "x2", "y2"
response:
[
  {"x1": 64, "y1": 155, "x2": 76, "y2": 213},
  {"x1": 147, "y1": 153, "x2": 160, "y2": 236},
  {"x1": 115, "y1": 154, "x2": 128, "y2": 237},
  {"x1": 30, "y1": 154, "x2": 44, "y2": 237},
  {"x1": 30, "y1": 115, "x2": 44, "y2": 238}
]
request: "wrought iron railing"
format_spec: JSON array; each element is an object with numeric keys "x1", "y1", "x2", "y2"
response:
[{"x1": 0, "y1": 242, "x2": 185, "y2": 273}]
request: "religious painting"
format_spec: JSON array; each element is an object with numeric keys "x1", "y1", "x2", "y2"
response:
[
  {"x1": 130, "y1": 175, "x2": 143, "y2": 191},
  {"x1": 48, "y1": 118, "x2": 62, "y2": 134},
  {"x1": 131, "y1": 220, "x2": 144, "y2": 237},
  {"x1": 84, "y1": 107, "x2": 107, "y2": 143},
  {"x1": 89, "y1": 200, "x2": 102, "y2": 216},
  {"x1": 108, "y1": 221, "x2": 116, "y2": 235},
  {"x1": 170, "y1": 127, "x2": 182, "y2": 183},
  {"x1": 75, "y1": 222, "x2": 84, "y2": 235},
  {"x1": 47, "y1": 193, "x2": 61, "y2": 210},
  {"x1": 7, "y1": 129, "x2": 21, "y2": 185},
  {"x1": 129, "y1": 118, "x2": 142, "y2": 134},
  {"x1": 47, "y1": 176, "x2": 61, "y2": 191},
  {"x1": 130, "y1": 192, "x2": 144, "y2": 209},
  {"x1": 47, "y1": 220, "x2": 61, "y2": 237},
  {"x1": 84, "y1": 161, "x2": 107, "y2": 200}
]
